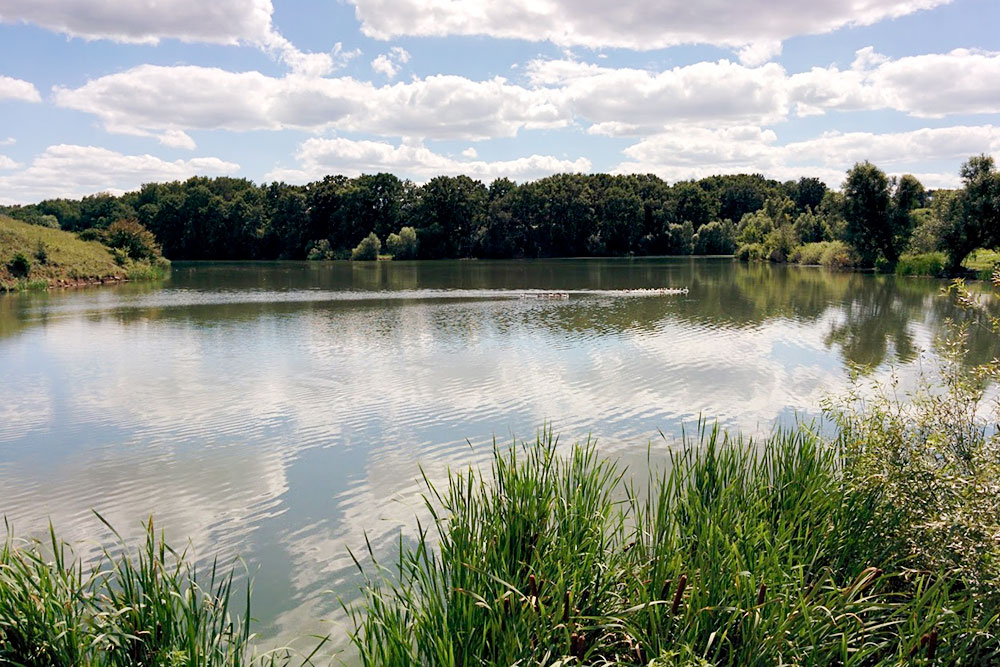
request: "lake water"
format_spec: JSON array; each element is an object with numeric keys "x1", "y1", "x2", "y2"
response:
[{"x1": 1, "y1": 258, "x2": 996, "y2": 655}]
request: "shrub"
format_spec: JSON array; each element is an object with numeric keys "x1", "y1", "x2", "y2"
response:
[
  {"x1": 386, "y1": 226, "x2": 419, "y2": 259},
  {"x1": 735, "y1": 242, "x2": 766, "y2": 261},
  {"x1": 790, "y1": 241, "x2": 832, "y2": 265},
  {"x1": 306, "y1": 239, "x2": 334, "y2": 260},
  {"x1": 666, "y1": 221, "x2": 694, "y2": 255},
  {"x1": 106, "y1": 218, "x2": 160, "y2": 261},
  {"x1": 895, "y1": 251, "x2": 947, "y2": 277},
  {"x1": 7, "y1": 252, "x2": 31, "y2": 278},
  {"x1": 76, "y1": 228, "x2": 105, "y2": 243},
  {"x1": 351, "y1": 232, "x2": 382, "y2": 261},
  {"x1": 33, "y1": 240, "x2": 48, "y2": 265},
  {"x1": 819, "y1": 240, "x2": 856, "y2": 269},
  {"x1": 825, "y1": 324, "x2": 1000, "y2": 601},
  {"x1": 764, "y1": 224, "x2": 798, "y2": 262},
  {"x1": 692, "y1": 220, "x2": 736, "y2": 254}
]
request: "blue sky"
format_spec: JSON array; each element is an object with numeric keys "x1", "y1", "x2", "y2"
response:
[{"x1": 0, "y1": 0, "x2": 998, "y2": 204}]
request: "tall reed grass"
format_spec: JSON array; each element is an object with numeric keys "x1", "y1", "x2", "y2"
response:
[
  {"x1": 347, "y1": 427, "x2": 1000, "y2": 665},
  {"x1": 0, "y1": 513, "x2": 315, "y2": 666}
]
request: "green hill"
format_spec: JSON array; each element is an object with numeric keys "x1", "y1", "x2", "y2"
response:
[{"x1": 0, "y1": 216, "x2": 132, "y2": 290}]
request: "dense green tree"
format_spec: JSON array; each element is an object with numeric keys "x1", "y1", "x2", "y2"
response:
[
  {"x1": 351, "y1": 232, "x2": 382, "y2": 261},
  {"x1": 940, "y1": 155, "x2": 1000, "y2": 270},
  {"x1": 843, "y1": 162, "x2": 915, "y2": 267}
]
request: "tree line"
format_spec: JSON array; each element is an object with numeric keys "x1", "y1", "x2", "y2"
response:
[{"x1": 3, "y1": 156, "x2": 998, "y2": 271}]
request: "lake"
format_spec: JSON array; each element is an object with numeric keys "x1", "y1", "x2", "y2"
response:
[{"x1": 1, "y1": 258, "x2": 995, "y2": 654}]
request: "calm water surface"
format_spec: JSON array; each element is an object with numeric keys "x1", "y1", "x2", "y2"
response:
[{"x1": 1, "y1": 258, "x2": 996, "y2": 654}]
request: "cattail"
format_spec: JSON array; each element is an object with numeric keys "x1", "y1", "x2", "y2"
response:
[
  {"x1": 926, "y1": 628, "x2": 938, "y2": 660},
  {"x1": 756, "y1": 581, "x2": 767, "y2": 606},
  {"x1": 670, "y1": 574, "x2": 687, "y2": 615},
  {"x1": 660, "y1": 579, "x2": 672, "y2": 600},
  {"x1": 563, "y1": 589, "x2": 571, "y2": 622},
  {"x1": 529, "y1": 574, "x2": 538, "y2": 599},
  {"x1": 571, "y1": 632, "x2": 585, "y2": 658}
]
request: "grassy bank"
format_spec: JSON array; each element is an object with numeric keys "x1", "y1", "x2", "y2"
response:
[
  {"x1": 349, "y1": 427, "x2": 999, "y2": 665},
  {"x1": 5, "y1": 425, "x2": 996, "y2": 665},
  {"x1": 0, "y1": 216, "x2": 168, "y2": 291}
]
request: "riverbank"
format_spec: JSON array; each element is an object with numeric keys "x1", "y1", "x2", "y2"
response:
[
  {"x1": 4, "y1": 424, "x2": 998, "y2": 665},
  {"x1": 0, "y1": 216, "x2": 168, "y2": 292}
]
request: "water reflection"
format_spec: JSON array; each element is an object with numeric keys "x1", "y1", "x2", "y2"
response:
[{"x1": 1, "y1": 259, "x2": 997, "y2": 653}]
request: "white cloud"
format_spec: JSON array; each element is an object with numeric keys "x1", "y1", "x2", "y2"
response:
[
  {"x1": 0, "y1": 137, "x2": 15, "y2": 146},
  {"x1": 0, "y1": 145, "x2": 239, "y2": 205},
  {"x1": 266, "y1": 136, "x2": 590, "y2": 183},
  {"x1": 461, "y1": 147, "x2": 478, "y2": 158},
  {"x1": 0, "y1": 75, "x2": 41, "y2": 102},
  {"x1": 349, "y1": 0, "x2": 952, "y2": 61},
  {"x1": 51, "y1": 46, "x2": 1000, "y2": 149},
  {"x1": 371, "y1": 46, "x2": 410, "y2": 79},
  {"x1": 0, "y1": 154, "x2": 19, "y2": 170},
  {"x1": 0, "y1": 0, "x2": 335, "y2": 76},
  {"x1": 615, "y1": 125, "x2": 1000, "y2": 188},
  {"x1": 789, "y1": 47, "x2": 1000, "y2": 117},
  {"x1": 53, "y1": 65, "x2": 567, "y2": 143},
  {"x1": 526, "y1": 58, "x2": 791, "y2": 132}
]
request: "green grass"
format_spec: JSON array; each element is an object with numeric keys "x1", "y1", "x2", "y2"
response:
[
  {"x1": 895, "y1": 251, "x2": 947, "y2": 277},
  {"x1": 0, "y1": 514, "x2": 319, "y2": 666},
  {"x1": 347, "y1": 427, "x2": 999, "y2": 665},
  {"x1": 0, "y1": 216, "x2": 169, "y2": 291},
  {"x1": 963, "y1": 249, "x2": 1000, "y2": 279}
]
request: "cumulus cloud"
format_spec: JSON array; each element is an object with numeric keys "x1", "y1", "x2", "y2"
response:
[
  {"x1": 526, "y1": 58, "x2": 791, "y2": 132},
  {"x1": 349, "y1": 0, "x2": 952, "y2": 62},
  {"x1": 371, "y1": 46, "x2": 410, "y2": 79},
  {"x1": 790, "y1": 47, "x2": 1000, "y2": 118},
  {"x1": 0, "y1": 154, "x2": 19, "y2": 170},
  {"x1": 0, "y1": 75, "x2": 41, "y2": 102},
  {"x1": 614, "y1": 125, "x2": 1000, "y2": 188},
  {"x1": 0, "y1": 145, "x2": 239, "y2": 205},
  {"x1": 53, "y1": 65, "x2": 567, "y2": 144},
  {"x1": 0, "y1": 0, "x2": 336, "y2": 76},
  {"x1": 266, "y1": 137, "x2": 590, "y2": 183},
  {"x1": 51, "y1": 46, "x2": 1000, "y2": 147}
]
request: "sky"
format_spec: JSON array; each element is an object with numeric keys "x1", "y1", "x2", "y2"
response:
[{"x1": 0, "y1": 0, "x2": 998, "y2": 204}]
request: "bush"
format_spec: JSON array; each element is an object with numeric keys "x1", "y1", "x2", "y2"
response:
[
  {"x1": 826, "y1": 324, "x2": 1000, "y2": 601},
  {"x1": 735, "y1": 242, "x2": 766, "y2": 261},
  {"x1": 351, "y1": 232, "x2": 382, "y2": 261},
  {"x1": 764, "y1": 225, "x2": 798, "y2": 262},
  {"x1": 692, "y1": 220, "x2": 736, "y2": 254},
  {"x1": 33, "y1": 240, "x2": 48, "y2": 265},
  {"x1": 76, "y1": 228, "x2": 105, "y2": 243},
  {"x1": 306, "y1": 239, "x2": 334, "y2": 260},
  {"x1": 895, "y1": 251, "x2": 947, "y2": 277},
  {"x1": 819, "y1": 240, "x2": 856, "y2": 269},
  {"x1": 790, "y1": 241, "x2": 832, "y2": 265},
  {"x1": 7, "y1": 252, "x2": 31, "y2": 278},
  {"x1": 386, "y1": 226, "x2": 419, "y2": 259},
  {"x1": 666, "y1": 221, "x2": 694, "y2": 255},
  {"x1": 106, "y1": 218, "x2": 160, "y2": 261}
]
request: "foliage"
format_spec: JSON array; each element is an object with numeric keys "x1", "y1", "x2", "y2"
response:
[
  {"x1": 0, "y1": 516, "x2": 302, "y2": 666},
  {"x1": 106, "y1": 218, "x2": 161, "y2": 262},
  {"x1": 763, "y1": 224, "x2": 798, "y2": 262},
  {"x1": 349, "y1": 427, "x2": 1000, "y2": 665},
  {"x1": 33, "y1": 240, "x2": 48, "y2": 265},
  {"x1": 385, "y1": 226, "x2": 418, "y2": 259},
  {"x1": 818, "y1": 240, "x2": 857, "y2": 269},
  {"x1": 789, "y1": 241, "x2": 830, "y2": 265},
  {"x1": 306, "y1": 239, "x2": 335, "y2": 260},
  {"x1": 7, "y1": 251, "x2": 31, "y2": 278},
  {"x1": 843, "y1": 162, "x2": 916, "y2": 268},
  {"x1": 351, "y1": 232, "x2": 382, "y2": 261},
  {"x1": 735, "y1": 242, "x2": 767, "y2": 262},
  {"x1": 692, "y1": 220, "x2": 736, "y2": 254},
  {"x1": 895, "y1": 252, "x2": 947, "y2": 277},
  {"x1": 940, "y1": 155, "x2": 1000, "y2": 271},
  {"x1": 826, "y1": 319, "x2": 1000, "y2": 603}
]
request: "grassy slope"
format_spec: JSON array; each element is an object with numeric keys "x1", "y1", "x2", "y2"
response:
[{"x1": 0, "y1": 216, "x2": 123, "y2": 290}]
